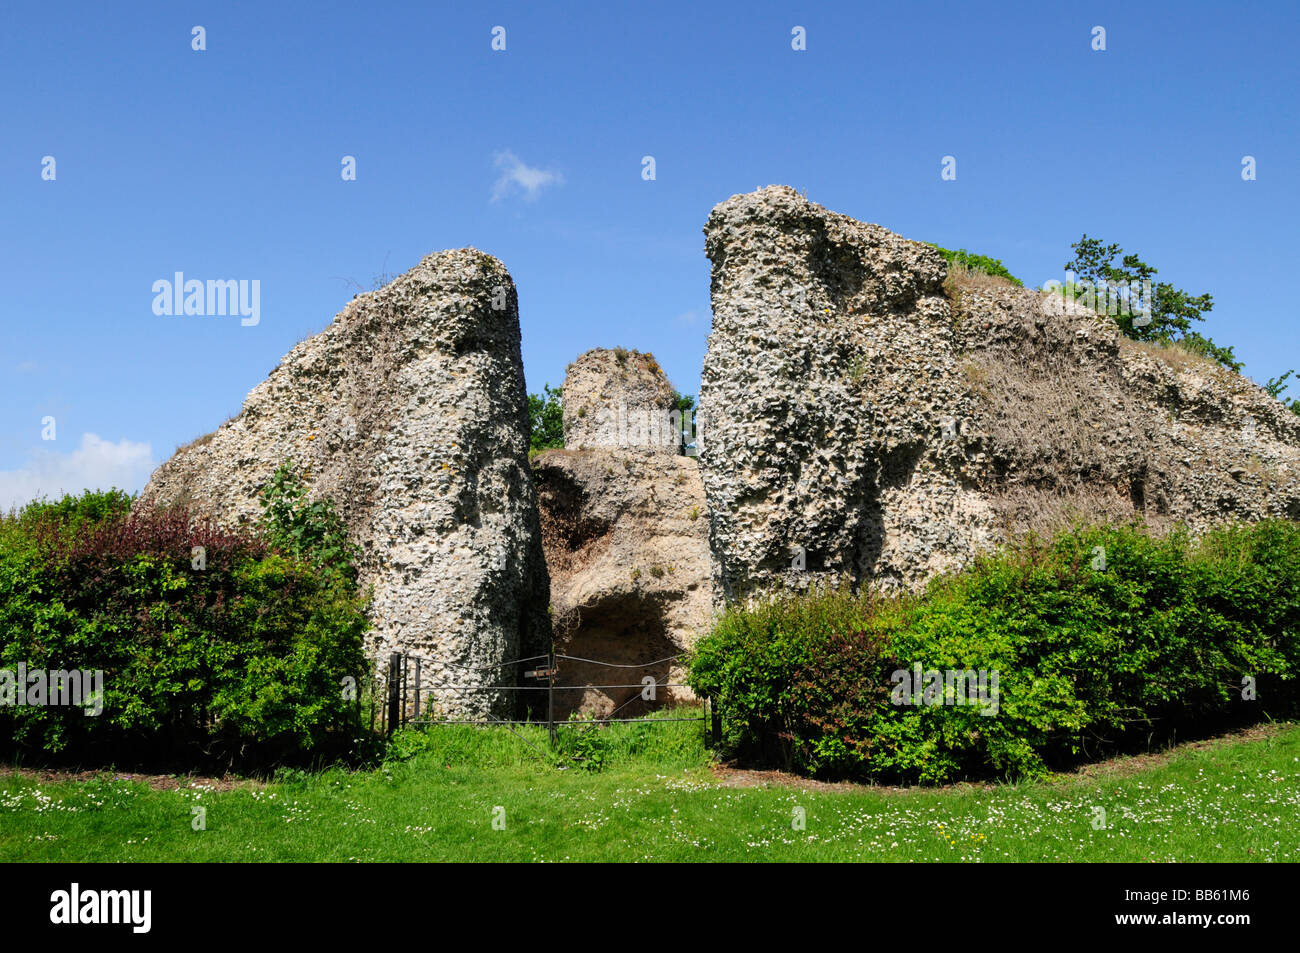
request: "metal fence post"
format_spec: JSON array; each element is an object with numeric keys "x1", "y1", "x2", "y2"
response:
[
  {"x1": 387, "y1": 652, "x2": 401, "y2": 737},
  {"x1": 710, "y1": 696, "x2": 722, "y2": 745},
  {"x1": 401, "y1": 654, "x2": 408, "y2": 728},
  {"x1": 413, "y1": 657, "x2": 422, "y2": 721},
  {"x1": 547, "y1": 653, "x2": 557, "y2": 748}
]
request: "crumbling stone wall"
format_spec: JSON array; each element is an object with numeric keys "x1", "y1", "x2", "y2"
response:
[
  {"x1": 533, "y1": 448, "x2": 712, "y2": 717},
  {"x1": 562, "y1": 348, "x2": 680, "y2": 451},
  {"x1": 956, "y1": 280, "x2": 1300, "y2": 538},
  {"x1": 699, "y1": 186, "x2": 1300, "y2": 601},
  {"x1": 700, "y1": 186, "x2": 997, "y2": 599},
  {"x1": 137, "y1": 249, "x2": 551, "y2": 717}
]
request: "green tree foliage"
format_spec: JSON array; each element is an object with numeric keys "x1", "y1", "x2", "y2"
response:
[
  {"x1": 1265, "y1": 371, "x2": 1300, "y2": 416},
  {"x1": 1063, "y1": 235, "x2": 1243, "y2": 371},
  {"x1": 1176, "y1": 331, "x2": 1244, "y2": 373},
  {"x1": 528, "y1": 383, "x2": 564, "y2": 452},
  {"x1": 672, "y1": 391, "x2": 696, "y2": 453}
]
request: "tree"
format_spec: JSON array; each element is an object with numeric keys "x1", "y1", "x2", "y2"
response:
[
  {"x1": 1265, "y1": 371, "x2": 1300, "y2": 417},
  {"x1": 672, "y1": 392, "x2": 696, "y2": 454},
  {"x1": 528, "y1": 383, "x2": 564, "y2": 452},
  {"x1": 1063, "y1": 235, "x2": 1241, "y2": 371},
  {"x1": 1177, "y1": 332, "x2": 1243, "y2": 374}
]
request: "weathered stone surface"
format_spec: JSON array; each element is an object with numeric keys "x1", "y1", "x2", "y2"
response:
[
  {"x1": 700, "y1": 185, "x2": 994, "y2": 599},
  {"x1": 562, "y1": 348, "x2": 680, "y2": 451},
  {"x1": 137, "y1": 249, "x2": 551, "y2": 717},
  {"x1": 699, "y1": 186, "x2": 1300, "y2": 600},
  {"x1": 957, "y1": 280, "x2": 1300, "y2": 538},
  {"x1": 533, "y1": 448, "x2": 712, "y2": 716}
]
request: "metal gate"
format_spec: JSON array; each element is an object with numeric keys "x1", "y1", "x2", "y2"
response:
[{"x1": 371, "y1": 651, "x2": 720, "y2": 746}]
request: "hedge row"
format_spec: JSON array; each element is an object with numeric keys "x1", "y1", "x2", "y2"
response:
[
  {"x1": 688, "y1": 520, "x2": 1300, "y2": 783},
  {"x1": 0, "y1": 473, "x2": 372, "y2": 769}
]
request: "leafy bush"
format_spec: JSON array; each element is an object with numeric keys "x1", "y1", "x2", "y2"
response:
[
  {"x1": 689, "y1": 520, "x2": 1300, "y2": 784},
  {"x1": 0, "y1": 483, "x2": 372, "y2": 769},
  {"x1": 6, "y1": 488, "x2": 132, "y2": 530},
  {"x1": 927, "y1": 244, "x2": 1023, "y2": 286},
  {"x1": 553, "y1": 714, "x2": 611, "y2": 772},
  {"x1": 258, "y1": 460, "x2": 359, "y2": 588}
]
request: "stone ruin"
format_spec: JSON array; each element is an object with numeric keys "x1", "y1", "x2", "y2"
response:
[
  {"x1": 562, "y1": 348, "x2": 682, "y2": 452},
  {"x1": 535, "y1": 352, "x2": 710, "y2": 717},
  {"x1": 699, "y1": 186, "x2": 1300, "y2": 601},
  {"x1": 137, "y1": 249, "x2": 551, "y2": 718},
  {"x1": 138, "y1": 188, "x2": 1300, "y2": 717}
]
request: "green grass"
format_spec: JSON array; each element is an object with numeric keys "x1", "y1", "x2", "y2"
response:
[{"x1": 3, "y1": 715, "x2": 1299, "y2": 862}]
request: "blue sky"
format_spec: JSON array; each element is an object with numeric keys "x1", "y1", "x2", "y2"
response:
[{"x1": 3, "y1": 0, "x2": 1297, "y2": 506}]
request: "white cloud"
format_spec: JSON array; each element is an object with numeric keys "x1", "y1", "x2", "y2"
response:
[
  {"x1": 0, "y1": 433, "x2": 155, "y2": 512},
  {"x1": 491, "y1": 150, "x2": 564, "y2": 202}
]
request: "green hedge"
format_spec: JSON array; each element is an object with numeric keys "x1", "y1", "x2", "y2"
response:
[
  {"x1": 0, "y1": 480, "x2": 371, "y2": 768},
  {"x1": 688, "y1": 521, "x2": 1300, "y2": 783}
]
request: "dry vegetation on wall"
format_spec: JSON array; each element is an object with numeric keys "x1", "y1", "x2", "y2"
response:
[
  {"x1": 946, "y1": 284, "x2": 1175, "y2": 542},
  {"x1": 945, "y1": 277, "x2": 1300, "y2": 544},
  {"x1": 943, "y1": 261, "x2": 1022, "y2": 303},
  {"x1": 953, "y1": 291, "x2": 1134, "y2": 485},
  {"x1": 1120, "y1": 335, "x2": 1227, "y2": 376},
  {"x1": 987, "y1": 484, "x2": 1160, "y2": 542}
]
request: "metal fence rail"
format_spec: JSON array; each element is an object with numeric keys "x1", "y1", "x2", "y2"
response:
[{"x1": 370, "y1": 651, "x2": 721, "y2": 747}]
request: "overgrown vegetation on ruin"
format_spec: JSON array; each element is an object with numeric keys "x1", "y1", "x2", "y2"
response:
[
  {"x1": 689, "y1": 519, "x2": 1300, "y2": 784},
  {"x1": 946, "y1": 234, "x2": 1299, "y2": 414},
  {"x1": 927, "y1": 244, "x2": 1023, "y2": 286},
  {"x1": 1044, "y1": 235, "x2": 1252, "y2": 376}
]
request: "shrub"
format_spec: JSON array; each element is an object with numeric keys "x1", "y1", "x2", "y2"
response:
[
  {"x1": 927, "y1": 244, "x2": 1023, "y2": 286},
  {"x1": 553, "y1": 714, "x2": 611, "y2": 772},
  {"x1": 0, "y1": 485, "x2": 372, "y2": 769},
  {"x1": 258, "y1": 460, "x2": 359, "y2": 588},
  {"x1": 688, "y1": 586, "x2": 880, "y2": 770},
  {"x1": 689, "y1": 520, "x2": 1300, "y2": 784},
  {"x1": 7, "y1": 487, "x2": 132, "y2": 530}
]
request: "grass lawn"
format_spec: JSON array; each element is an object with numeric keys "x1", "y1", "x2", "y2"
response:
[{"x1": 3, "y1": 714, "x2": 1299, "y2": 862}]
